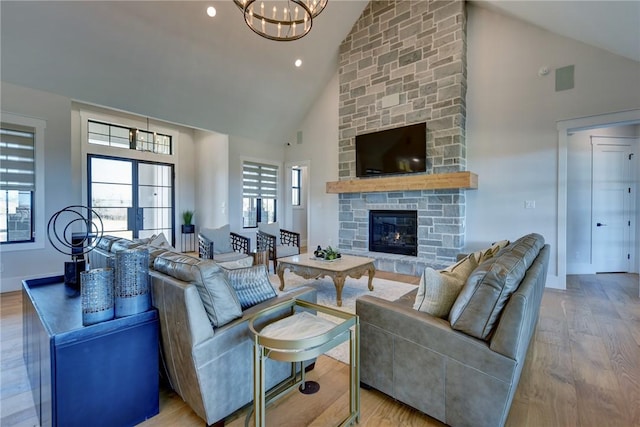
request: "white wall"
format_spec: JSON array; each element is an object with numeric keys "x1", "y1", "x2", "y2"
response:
[
  {"x1": 567, "y1": 125, "x2": 639, "y2": 274},
  {"x1": 1, "y1": 82, "x2": 75, "y2": 291},
  {"x1": 465, "y1": 3, "x2": 640, "y2": 288},
  {"x1": 284, "y1": 72, "x2": 340, "y2": 251},
  {"x1": 228, "y1": 134, "x2": 285, "y2": 248},
  {"x1": 194, "y1": 130, "x2": 229, "y2": 229}
]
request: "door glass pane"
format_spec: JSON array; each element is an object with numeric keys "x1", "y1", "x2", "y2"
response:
[
  {"x1": 91, "y1": 183, "x2": 133, "y2": 207},
  {"x1": 138, "y1": 163, "x2": 173, "y2": 237},
  {"x1": 92, "y1": 207, "x2": 130, "y2": 234},
  {"x1": 139, "y1": 186, "x2": 171, "y2": 208},
  {"x1": 139, "y1": 163, "x2": 171, "y2": 186},
  {"x1": 90, "y1": 157, "x2": 133, "y2": 236},
  {"x1": 91, "y1": 158, "x2": 132, "y2": 184},
  {"x1": 142, "y1": 208, "x2": 171, "y2": 229}
]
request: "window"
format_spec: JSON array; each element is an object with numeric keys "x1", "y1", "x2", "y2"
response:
[
  {"x1": 292, "y1": 168, "x2": 301, "y2": 206},
  {"x1": 88, "y1": 120, "x2": 172, "y2": 155},
  {"x1": 0, "y1": 122, "x2": 36, "y2": 244},
  {"x1": 242, "y1": 161, "x2": 278, "y2": 228}
]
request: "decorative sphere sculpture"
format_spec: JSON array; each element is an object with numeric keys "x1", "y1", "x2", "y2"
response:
[{"x1": 47, "y1": 205, "x2": 104, "y2": 296}]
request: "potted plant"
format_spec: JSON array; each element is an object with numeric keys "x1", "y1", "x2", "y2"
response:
[
  {"x1": 314, "y1": 245, "x2": 341, "y2": 261},
  {"x1": 181, "y1": 210, "x2": 195, "y2": 234}
]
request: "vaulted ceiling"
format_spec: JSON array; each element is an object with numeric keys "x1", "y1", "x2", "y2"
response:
[{"x1": 1, "y1": 1, "x2": 638, "y2": 145}]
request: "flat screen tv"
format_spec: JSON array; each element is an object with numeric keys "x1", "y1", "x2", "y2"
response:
[{"x1": 355, "y1": 122, "x2": 426, "y2": 177}]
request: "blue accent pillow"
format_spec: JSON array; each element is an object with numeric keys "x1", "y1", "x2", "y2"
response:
[{"x1": 227, "y1": 264, "x2": 277, "y2": 310}]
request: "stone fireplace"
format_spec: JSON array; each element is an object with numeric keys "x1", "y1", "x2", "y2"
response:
[
  {"x1": 369, "y1": 210, "x2": 417, "y2": 256},
  {"x1": 336, "y1": 1, "x2": 468, "y2": 275}
]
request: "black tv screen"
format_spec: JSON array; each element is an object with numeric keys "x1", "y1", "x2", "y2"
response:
[{"x1": 355, "y1": 123, "x2": 426, "y2": 177}]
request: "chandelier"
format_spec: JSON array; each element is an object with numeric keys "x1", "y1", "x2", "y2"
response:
[{"x1": 233, "y1": 0, "x2": 328, "y2": 41}]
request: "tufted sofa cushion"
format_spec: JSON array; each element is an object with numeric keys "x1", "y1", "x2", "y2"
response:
[
  {"x1": 154, "y1": 252, "x2": 241, "y2": 327},
  {"x1": 449, "y1": 233, "x2": 545, "y2": 340}
]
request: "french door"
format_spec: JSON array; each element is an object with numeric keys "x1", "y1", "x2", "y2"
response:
[{"x1": 88, "y1": 155, "x2": 174, "y2": 243}]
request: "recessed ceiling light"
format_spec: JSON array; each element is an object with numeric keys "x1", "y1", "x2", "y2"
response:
[
  {"x1": 294, "y1": 59, "x2": 302, "y2": 68},
  {"x1": 206, "y1": 6, "x2": 217, "y2": 17}
]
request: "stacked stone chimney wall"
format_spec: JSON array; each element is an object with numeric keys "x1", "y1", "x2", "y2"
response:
[{"x1": 337, "y1": 0, "x2": 467, "y2": 269}]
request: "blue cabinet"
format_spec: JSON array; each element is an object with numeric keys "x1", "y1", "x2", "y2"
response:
[{"x1": 23, "y1": 276, "x2": 159, "y2": 427}]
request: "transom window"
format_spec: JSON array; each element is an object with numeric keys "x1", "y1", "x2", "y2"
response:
[
  {"x1": 88, "y1": 120, "x2": 172, "y2": 155},
  {"x1": 242, "y1": 161, "x2": 278, "y2": 228}
]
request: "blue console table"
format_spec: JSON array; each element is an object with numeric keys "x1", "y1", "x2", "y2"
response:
[{"x1": 22, "y1": 275, "x2": 159, "y2": 427}]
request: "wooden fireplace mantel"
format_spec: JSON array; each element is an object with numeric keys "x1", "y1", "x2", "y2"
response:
[{"x1": 325, "y1": 171, "x2": 478, "y2": 194}]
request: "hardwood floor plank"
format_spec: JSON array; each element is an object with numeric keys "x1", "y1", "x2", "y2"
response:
[
  {"x1": 515, "y1": 340, "x2": 578, "y2": 426},
  {"x1": 596, "y1": 315, "x2": 640, "y2": 425},
  {"x1": 628, "y1": 318, "x2": 640, "y2": 347},
  {"x1": 568, "y1": 332, "x2": 627, "y2": 426},
  {"x1": 599, "y1": 273, "x2": 640, "y2": 300}
]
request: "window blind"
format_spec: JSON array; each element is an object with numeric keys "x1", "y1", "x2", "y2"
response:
[
  {"x1": 243, "y1": 162, "x2": 278, "y2": 199},
  {"x1": 0, "y1": 123, "x2": 35, "y2": 191}
]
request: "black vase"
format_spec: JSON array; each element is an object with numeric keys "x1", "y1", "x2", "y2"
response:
[{"x1": 181, "y1": 224, "x2": 195, "y2": 234}]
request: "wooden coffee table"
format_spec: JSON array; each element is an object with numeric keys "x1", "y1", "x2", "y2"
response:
[{"x1": 276, "y1": 254, "x2": 376, "y2": 307}]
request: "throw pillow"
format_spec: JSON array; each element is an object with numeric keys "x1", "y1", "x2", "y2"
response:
[
  {"x1": 154, "y1": 252, "x2": 242, "y2": 327},
  {"x1": 200, "y1": 224, "x2": 233, "y2": 254},
  {"x1": 449, "y1": 233, "x2": 545, "y2": 340},
  {"x1": 471, "y1": 239, "x2": 510, "y2": 264},
  {"x1": 133, "y1": 235, "x2": 155, "y2": 245},
  {"x1": 258, "y1": 222, "x2": 281, "y2": 239},
  {"x1": 413, "y1": 254, "x2": 479, "y2": 318},
  {"x1": 226, "y1": 264, "x2": 276, "y2": 310},
  {"x1": 149, "y1": 232, "x2": 173, "y2": 250}
]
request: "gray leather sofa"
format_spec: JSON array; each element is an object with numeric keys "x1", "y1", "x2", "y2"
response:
[
  {"x1": 356, "y1": 234, "x2": 549, "y2": 427},
  {"x1": 88, "y1": 235, "x2": 317, "y2": 426}
]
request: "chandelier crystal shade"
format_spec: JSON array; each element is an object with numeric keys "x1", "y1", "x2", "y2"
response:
[{"x1": 233, "y1": 0, "x2": 328, "y2": 41}]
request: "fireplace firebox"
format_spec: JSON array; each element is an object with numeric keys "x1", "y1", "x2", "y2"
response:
[{"x1": 369, "y1": 210, "x2": 417, "y2": 256}]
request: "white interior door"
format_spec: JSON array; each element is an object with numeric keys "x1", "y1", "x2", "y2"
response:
[{"x1": 592, "y1": 138, "x2": 633, "y2": 273}]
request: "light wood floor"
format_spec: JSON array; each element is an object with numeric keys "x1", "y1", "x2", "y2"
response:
[{"x1": 1, "y1": 273, "x2": 638, "y2": 427}]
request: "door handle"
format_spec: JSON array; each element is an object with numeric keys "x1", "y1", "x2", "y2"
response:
[{"x1": 596, "y1": 222, "x2": 607, "y2": 227}]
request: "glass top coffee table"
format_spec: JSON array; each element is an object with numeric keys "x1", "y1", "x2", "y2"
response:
[{"x1": 276, "y1": 254, "x2": 376, "y2": 307}]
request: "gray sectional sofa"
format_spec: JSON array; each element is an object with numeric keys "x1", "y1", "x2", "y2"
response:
[
  {"x1": 356, "y1": 233, "x2": 549, "y2": 427},
  {"x1": 88, "y1": 234, "x2": 317, "y2": 426}
]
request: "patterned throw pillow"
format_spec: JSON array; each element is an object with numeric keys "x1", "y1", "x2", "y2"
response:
[{"x1": 226, "y1": 264, "x2": 276, "y2": 310}]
